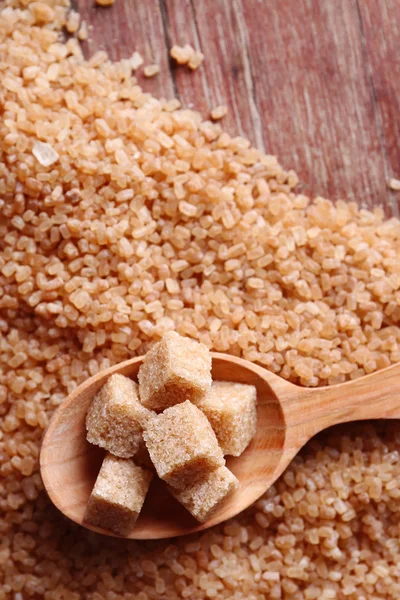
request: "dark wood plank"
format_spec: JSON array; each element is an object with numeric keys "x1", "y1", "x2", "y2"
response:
[
  {"x1": 77, "y1": 0, "x2": 175, "y2": 100},
  {"x1": 356, "y1": 0, "x2": 400, "y2": 217},
  {"x1": 240, "y1": 0, "x2": 393, "y2": 211},
  {"x1": 163, "y1": 0, "x2": 266, "y2": 150},
  {"x1": 76, "y1": 0, "x2": 399, "y2": 215}
]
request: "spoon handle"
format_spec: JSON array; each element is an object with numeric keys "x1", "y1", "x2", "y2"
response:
[{"x1": 280, "y1": 361, "x2": 400, "y2": 445}]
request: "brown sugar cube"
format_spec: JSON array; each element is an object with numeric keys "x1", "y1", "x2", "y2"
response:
[
  {"x1": 83, "y1": 454, "x2": 153, "y2": 536},
  {"x1": 86, "y1": 374, "x2": 152, "y2": 458},
  {"x1": 170, "y1": 466, "x2": 239, "y2": 523},
  {"x1": 194, "y1": 381, "x2": 257, "y2": 456},
  {"x1": 138, "y1": 331, "x2": 212, "y2": 412},
  {"x1": 143, "y1": 400, "x2": 224, "y2": 489}
]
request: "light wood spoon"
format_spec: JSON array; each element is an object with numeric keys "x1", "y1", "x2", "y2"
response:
[{"x1": 40, "y1": 354, "x2": 400, "y2": 540}]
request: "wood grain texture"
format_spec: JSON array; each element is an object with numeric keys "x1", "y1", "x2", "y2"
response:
[
  {"x1": 75, "y1": 0, "x2": 399, "y2": 215},
  {"x1": 40, "y1": 354, "x2": 400, "y2": 540},
  {"x1": 356, "y1": 0, "x2": 400, "y2": 216}
]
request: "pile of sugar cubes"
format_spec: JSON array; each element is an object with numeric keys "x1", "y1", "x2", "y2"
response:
[{"x1": 84, "y1": 331, "x2": 257, "y2": 536}]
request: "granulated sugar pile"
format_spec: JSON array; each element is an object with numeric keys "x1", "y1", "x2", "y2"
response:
[{"x1": 1, "y1": 1, "x2": 400, "y2": 598}]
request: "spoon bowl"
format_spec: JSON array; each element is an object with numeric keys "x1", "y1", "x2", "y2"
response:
[{"x1": 40, "y1": 353, "x2": 400, "y2": 539}]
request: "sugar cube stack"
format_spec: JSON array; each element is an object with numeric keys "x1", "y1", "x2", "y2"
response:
[
  {"x1": 195, "y1": 381, "x2": 257, "y2": 456},
  {"x1": 86, "y1": 374, "x2": 152, "y2": 458},
  {"x1": 143, "y1": 400, "x2": 225, "y2": 489},
  {"x1": 169, "y1": 466, "x2": 239, "y2": 522},
  {"x1": 83, "y1": 454, "x2": 153, "y2": 536},
  {"x1": 138, "y1": 331, "x2": 212, "y2": 411},
  {"x1": 84, "y1": 332, "x2": 258, "y2": 533}
]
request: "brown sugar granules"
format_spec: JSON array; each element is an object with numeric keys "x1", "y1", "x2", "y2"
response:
[{"x1": 0, "y1": 0, "x2": 400, "y2": 597}]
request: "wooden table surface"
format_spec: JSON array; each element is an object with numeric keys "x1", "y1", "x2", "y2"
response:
[{"x1": 76, "y1": 0, "x2": 400, "y2": 216}]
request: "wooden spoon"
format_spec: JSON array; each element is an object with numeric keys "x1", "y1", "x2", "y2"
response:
[{"x1": 40, "y1": 354, "x2": 400, "y2": 540}]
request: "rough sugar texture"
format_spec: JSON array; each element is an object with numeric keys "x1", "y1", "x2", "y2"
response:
[
  {"x1": 143, "y1": 400, "x2": 224, "y2": 489},
  {"x1": 86, "y1": 374, "x2": 152, "y2": 458},
  {"x1": 170, "y1": 44, "x2": 204, "y2": 70},
  {"x1": 195, "y1": 381, "x2": 257, "y2": 456},
  {"x1": 1, "y1": 0, "x2": 400, "y2": 597},
  {"x1": 138, "y1": 331, "x2": 212, "y2": 411},
  {"x1": 83, "y1": 454, "x2": 153, "y2": 536},
  {"x1": 170, "y1": 466, "x2": 239, "y2": 523}
]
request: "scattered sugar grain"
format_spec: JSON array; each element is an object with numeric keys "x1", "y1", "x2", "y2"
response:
[
  {"x1": 188, "y1": 51, "x2": 204, "y2": 70},
  {"x1": 30, "y1": 1, "x2": 55, "y2": 23},
  {"x1": 211, "y1": 105, "x2": 228, "y2": 121},
  {"x1": 170, "y1": 44, "x2": 204, "y2": 70},
  {"x1": 130, "y1": 51, "x2": 144, "y2": 70},
  {"x1": 32, "y1": 141, "x2": 59, "y2": 167},
  {"x1": 143, "y1": 64, "x2": 160, "y2": 78},
  {"x1": 170, "y1": 44, "x2": 194, "y2": 65},
  {"x1": 388, "y1": 178, "x2": 400, "y2": 191},
  {"x1": 77, "y1": 20, "x2": 88, "y2": 40},
  {"x1": 66, "y1": 9, "x2": 80, "y2": 33}
]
